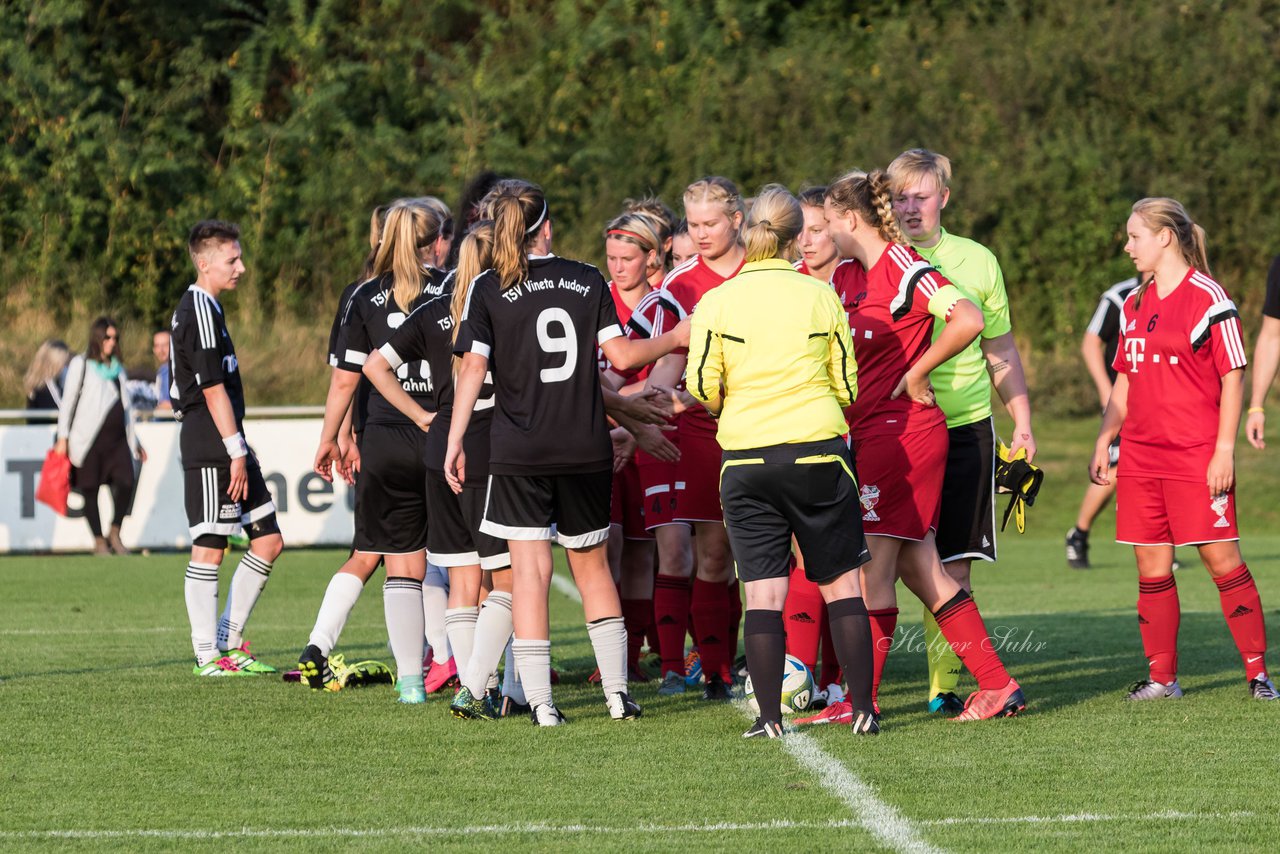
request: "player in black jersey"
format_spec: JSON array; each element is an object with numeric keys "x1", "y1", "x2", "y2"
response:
[
  {"x1": 446, "y1": 181, "x2": 690, "y2": 725},
  {"x1": 306, "y1": 198, "x2": 453, "y2": 704},
  {"x1": 366, "y1": 220, "x2": 525, "y2": 719},
  {"x1": 171, "y1": 221, "x2": 284, "y2": 676}
]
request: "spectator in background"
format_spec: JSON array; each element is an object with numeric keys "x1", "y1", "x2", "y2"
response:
[
  {"x1": 153, "y1": 329, "x2": 173, "y2": 410},
  {"x1": 24, "y1": 339, "x2": 71, "y2": 423},
  {"x1": 55, "y1": 317, "x2": 147, "y2": 555},
  {"x1": 1246, "y1": 255, "x2": 1280, "y2": 449}
]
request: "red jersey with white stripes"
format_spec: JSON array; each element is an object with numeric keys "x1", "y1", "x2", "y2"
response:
[
  {"x1": 652, "y1": 254, "x2": 744, "y2": 436},
  {"x1": 600, "y1": 280, "x2": 652, "y2": 380},
  {"x1": 1113, "y1": 267, "x2": 1247, "y2": 483},
  {"x1": 844, "y1": 245, "x2": 964, "y2": 437}
]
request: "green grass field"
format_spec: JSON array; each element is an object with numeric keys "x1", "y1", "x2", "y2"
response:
[{"x1": 3, "y1": 416, "x2": 1280, "y2": 852}]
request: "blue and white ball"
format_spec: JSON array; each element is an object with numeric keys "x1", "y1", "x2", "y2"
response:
[{"x1": 745, "y1": 654, "x2": 814, "y2": 714}]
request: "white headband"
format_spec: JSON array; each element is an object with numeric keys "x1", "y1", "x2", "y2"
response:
[{"x1": 526, "y1": 200, "x2": 548, "y2": 234}]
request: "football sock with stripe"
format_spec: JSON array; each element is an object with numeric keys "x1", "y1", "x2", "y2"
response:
[
  {"x1": 867, "y1": 607, "x2": 899, "y2": 707},
  {"x1": 422, "y1": 563, "x2": 451, "y2": 664},
  {"x1": 308, "y1": 571, "x2": 365, "y2": 655},
  {"x1": 621, "y1": 597, "x2": 652, "y2": 670},
  {"x1": 690, "y1": 577, "x2": 730, "y2": 682},
  {"x1": 185, "y1": 561, "x2": 220, "y2": 666},
  {"x1": 783, "y1": 565, "x2": 824, "y2": 674},
  {"x1": 1214, "y1": 564, "x2": 1268, "y2": 681},
  {"x1": 654, "y1": 574, "x2": 692, "y2": 676},
  {"x1": 383, "y1": 576, "x2": 425, "y2": 680},
  {"x1": 826, "y1": 597, "x2": 873, "y2": 714},
  {"x1": 511, "y1": 638, "x2": 553, "y2": 708},
  {"x1": 587, "y1": 616, "x2": 629, "y2": 696},
  {"x1": 1137, "y1": 573, "x2": 1180, "y2": 684},
  {"x1": 217, "y1": 551, "x2": 272, "y2": 651},
  {"x1": 727, "y1": 579, "x2": 743, "y2": 678},
  {"x1": 932, "y1": 590, "x2": 1010, "y2": 691},
  {"x1": 444, "y1": 606, "x2": 479, "y2": 685},
  {"x1": 463, "y1": 591, "x2": 513, "y2": 696},
  {"x1": 743, "y1": 609, "x2": 786, "y2": 723},
  {"x1": 923, "y1": 607, "x2": 964, "y2": 698}
]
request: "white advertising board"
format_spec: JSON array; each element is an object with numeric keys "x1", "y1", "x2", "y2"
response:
[{"x1": 0, "y1": 419, "x2": 353, "y2": 552}]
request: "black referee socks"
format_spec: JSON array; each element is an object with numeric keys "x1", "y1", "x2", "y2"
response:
[
  {"x1": 827, "y1": 597, "x2": 874, "y2": 716},
  {"x1": 744, "y1": 609, "x2": 786, "y2": 723}
]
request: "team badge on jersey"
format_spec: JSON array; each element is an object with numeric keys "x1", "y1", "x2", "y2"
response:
[
  {"x1": 859, "y1": 484, "x2": 881, "y2": 522},
  {"x1": 1211, "y1": 493, "x2": 1230, "y2": 528}
]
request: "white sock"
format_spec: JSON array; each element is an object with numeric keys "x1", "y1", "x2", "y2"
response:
[
  {"x1": 422, "y1": 563, "x2": 451, "y2": 663},
  {"x1": 462, "y1": 591, "x2": 513, "y2": 696},
  {"x1": 444, "y1": 606, "x2": 479, "y2": 683},
  {"x1": 184, "y1": 562, "x2": 220, "y2": 665},
  {"x1": 587, "y1": 616, "x2": 628, "y2": 697},
  {"x1": 307, "y1": 572, "x2": 365, "y2": 655},
  {"x1": 512, "y1": 638, "x2": 552, "y2": 707},
  {"x1": 216, "y1": 551, "x2": 272, "y2": 651},
  {"x1": 503, "y1": 640, "x2": 525, "y2": 704},
  {"x1": 384, "y1": 577, "x2": 425, "y2": 679}
]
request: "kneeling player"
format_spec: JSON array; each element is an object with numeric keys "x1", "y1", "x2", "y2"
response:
[{"x1": 172, "y1": 221, "x2": 283, "y2": 676}]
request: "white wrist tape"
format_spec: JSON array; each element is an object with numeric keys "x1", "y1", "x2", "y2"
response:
[{"x1": 223, "y1": 432, "x2": 249, "y2": 460}]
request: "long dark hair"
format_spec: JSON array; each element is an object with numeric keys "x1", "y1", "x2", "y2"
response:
[{"x1": 86, "y1": 316, "x2": 119, "y2": 364}]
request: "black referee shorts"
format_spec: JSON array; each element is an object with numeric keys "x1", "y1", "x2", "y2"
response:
[
  {"x1": 936, "y1": 417, "x2": 997, "y2": 564},
  {"x1": 426, "y1": 469, "x2": 510, "y2": 570},
  {"x1": 719, "y1": 437, "x2": 870, "y2": 584},
  {"x1": 480, "y1": 470, "x2": 612, "y2": 549},
  {"x1": 354, "y1": 423, "x2": 428, "y2": 555}
]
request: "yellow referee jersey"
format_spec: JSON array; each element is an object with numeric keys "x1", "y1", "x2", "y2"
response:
[{"x1": 688, "y1": 258, "x2": 857, "y2": 450}]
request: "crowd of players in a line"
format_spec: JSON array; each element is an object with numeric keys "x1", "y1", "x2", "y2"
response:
[{"x1": 159, "y1": 147, "x2": 1278, "y2": 734}]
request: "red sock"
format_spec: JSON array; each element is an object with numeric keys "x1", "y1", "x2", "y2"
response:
[
  {"x1": 621, "y1": 598, "x2": 652, "y2": 670},
  {"x1": 690, "y1": 578, "x2": 731, "y2": 683},
  {"x1": 1214, "y1": 564, "x2": 1268, "y2": 681},
  {"x1": 1137, "y1": 573, "x2": 1180, "y2": 683},
  {"x1": 654, "y1": 574, "x2": 691, "y2": 676},
  {"x1": 818, "y1": 603, "x2": 842, "y2": 688},
  {"x1": 933, "y1": 591, "x2": 1011, "y2": 691},
  {"x1": 726, "y1": 579, "x2": 743, "y2": 679},
  {"x1": 784, "y1": 564, "x2": 823, "y2": 674},
  {"x1": 867, "y1": 607, "x2": 898, "y2": 707}
]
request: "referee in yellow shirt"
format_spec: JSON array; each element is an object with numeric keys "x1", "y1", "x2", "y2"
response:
[{"x1": 688, "y1": 185, "x2": 876, "y2": 738}]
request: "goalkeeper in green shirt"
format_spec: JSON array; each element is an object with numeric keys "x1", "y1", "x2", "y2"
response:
[{"x1": 888, "y1": 149, "x2": 1037, "y2": 714}]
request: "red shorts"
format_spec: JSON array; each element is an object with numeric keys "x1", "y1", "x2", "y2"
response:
[
  {"x1": 638, "y1": 449, "x2": 686, "y2": 530},
  {"x1": 673, "y1": 427, "x2": 724, "y2": 524},
  {"x1": 610, "y1": 456, "x2": 652, "y2": 540},
  {"x1": 852, "y1": 426, "x2": 947, "y2": 541},
  {"x1": 1116, "y1": 476, "x2": 1239, "y2": 546}
]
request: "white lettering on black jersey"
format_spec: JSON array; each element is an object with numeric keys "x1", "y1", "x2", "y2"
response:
[
  {"x1": 335, "y1": 268, "x2": 449, "y2": 428},
  {"x1": 383, "y1": 289, "x2": 496, "y2": 475},
  {"x1": 169, "y1": 284, "x2": 245, "y2": 468},
  {"x1": 455, "y1": 255, "x2": 623, "y2": 475}
]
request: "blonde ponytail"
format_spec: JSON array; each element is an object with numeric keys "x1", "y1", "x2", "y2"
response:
[
  {"x1": 371, "y1": 198, "x2": 451, "y2": 312},
  {"x1": 451, "y1": 220, "x2": 495, "y2": 344},
  {"x1": 1130, "y1": 197, "x2": 1211, "y2": 308},
  {"x1": 741, "y1": 184, "x2": 802, "y2": 263},
  {"x1": 490, "y1": 181, "x2": 546, "y2": 290}
]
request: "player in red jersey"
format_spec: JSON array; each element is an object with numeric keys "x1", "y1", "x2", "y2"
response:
[
  {"x1": 819, "y1": 169, "x2": 1025, "y2": 722},
  {"x1": 670, "y1": 219, "x2": 696, "y2": 268},
  {"x1": 1091, "y1": 197, "x2": 1276, "y2": 701},
  {"x1": 646, "y1": 177, "x2": 747, "y2": 700}
]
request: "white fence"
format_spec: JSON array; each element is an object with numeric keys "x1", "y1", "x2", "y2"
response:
[{"x1": 0, "y1": 411, "x2": 353, "y2": 552}]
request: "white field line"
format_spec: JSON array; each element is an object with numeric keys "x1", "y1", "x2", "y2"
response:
[
  {"x1": 0, "y1": 811, "x2": 1252, "y2": 842},
  {"x1": 548, "y1": 570, "x2": 938, "y2": 853}
]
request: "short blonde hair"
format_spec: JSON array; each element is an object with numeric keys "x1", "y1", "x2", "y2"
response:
[{"x1": 887, "y1": 148, "x2": 952, "y2": 196}]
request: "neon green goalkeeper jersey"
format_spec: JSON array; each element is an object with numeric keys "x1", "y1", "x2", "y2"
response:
[{"x1": 915, "y1": 228, "x2": 1012, "y2": 428}]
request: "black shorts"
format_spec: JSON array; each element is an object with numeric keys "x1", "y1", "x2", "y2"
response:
[
  {"x1": 426, "y1": 470, "x2": 510, "y2": 570},
  {"x1": 480, "y1": 470, "x2": 612, "y2": 549},
  {"x1": 719, "y1": 438, "x2": 870, "y2": 584},
  {"x1": 936, "y1": 417, "x2": 997, "y2": 563},
  {"x1": 353, "y1": 423, "x2": 428, "y2": 555},
  {"x1": 183, "y1": 451, "x2": 276, "y2": 543}
]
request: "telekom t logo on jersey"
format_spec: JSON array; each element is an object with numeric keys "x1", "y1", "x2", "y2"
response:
[{"x1": 1125, "y1": 337, "x2": 1146, "y2": 370}]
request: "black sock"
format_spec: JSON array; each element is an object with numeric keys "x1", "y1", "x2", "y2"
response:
[
  {"x1": 744, "y1": 609, "x2": 785, "y2": 723},
  {"x1": 81, "y1": 488, "x2": 103, "y2": 537},
  {"x1": 827, "y1": 597, "x2": 874, "y2": 713},
  {"x1": 110, "y1": 480, "x2": 135, "y2": 526}
]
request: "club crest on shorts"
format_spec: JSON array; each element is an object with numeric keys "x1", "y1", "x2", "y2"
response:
[
  {"x1": 859, "y1": 484, "x2": 881, "y2": 522},
  {"x1": 1211, "y1": 493, "x2": 1230, "y2": 528}
]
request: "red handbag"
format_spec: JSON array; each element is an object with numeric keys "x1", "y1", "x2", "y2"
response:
[{"x1": 36, "y1": 449, "x2": 72, "y2": 516}]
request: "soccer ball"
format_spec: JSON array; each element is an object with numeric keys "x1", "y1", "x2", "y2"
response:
[{"x1": 745, "y1": 655, "x2": 814, "y2": 715}]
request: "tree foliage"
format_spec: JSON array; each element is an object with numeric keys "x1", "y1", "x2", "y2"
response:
[{"x1": 3, "y1": 0, "x2": 1279, "y2": 356}]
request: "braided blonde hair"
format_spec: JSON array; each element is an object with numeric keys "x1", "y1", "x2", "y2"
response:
[{"x1": 824, "y1": 169, "x2": 908, "y2": 246}]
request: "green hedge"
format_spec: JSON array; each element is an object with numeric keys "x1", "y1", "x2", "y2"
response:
[{"x1": 3, "y1": 0, "x2": 1278, "y2": 362}]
